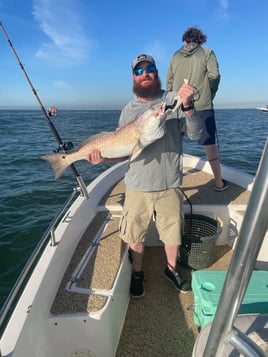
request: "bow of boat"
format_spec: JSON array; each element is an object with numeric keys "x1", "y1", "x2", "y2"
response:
[{"x1": 1, "y1": 154, "x2": 267, "y2": 357}]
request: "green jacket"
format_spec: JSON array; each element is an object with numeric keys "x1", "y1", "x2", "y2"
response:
[{"x1": 166, "y1": 43, "x2": 220, "y2": 110}]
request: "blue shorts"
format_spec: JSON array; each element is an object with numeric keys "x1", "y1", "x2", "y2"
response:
[{"x1": 197, "y1": 109, "x2": 216, "y2": 145}]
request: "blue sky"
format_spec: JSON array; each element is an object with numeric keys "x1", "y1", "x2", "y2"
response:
[{"x1": 0, "y1": 0, "x2": 268, "y2": 109}]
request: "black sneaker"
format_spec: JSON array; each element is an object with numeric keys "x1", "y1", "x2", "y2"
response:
[
  {"x1": 164, "y1": 267, "x2": 191, "y2": 293},
  {"x1": 130, "y1": 271, "x2": 145, "y2": 298}
]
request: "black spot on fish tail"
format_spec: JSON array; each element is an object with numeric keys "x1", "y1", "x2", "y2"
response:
[{"x1": 40, "y1": 153, "x2": 70, "y2": 179}]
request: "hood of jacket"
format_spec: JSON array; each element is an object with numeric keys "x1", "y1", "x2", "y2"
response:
[{"x1": 178, "y1": 43, "x2": 200, "y2": 57}]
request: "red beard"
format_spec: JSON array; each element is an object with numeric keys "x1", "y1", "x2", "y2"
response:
[{"x1": 133, "y1": 76, "x2": 162, "y2": 99}]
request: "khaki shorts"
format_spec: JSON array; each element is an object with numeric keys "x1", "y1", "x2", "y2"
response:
[{"x1": 119, "y1": 188, "x2": 183, "y2": 245}]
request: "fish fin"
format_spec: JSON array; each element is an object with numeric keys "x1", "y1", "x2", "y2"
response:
[
  {"x1": 40, "y1": 153, "x2": 70, "y2": 179},
  {"x1": 129, "y1": 143, "x2": 143, "y2": 161}
]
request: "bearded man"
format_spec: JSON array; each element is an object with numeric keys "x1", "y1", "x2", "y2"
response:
[{"x1": 87, "y1": 54, "x2": 202, "y2": 298}]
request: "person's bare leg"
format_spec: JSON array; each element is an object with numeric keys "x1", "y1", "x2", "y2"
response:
[
  {"x1": 129, "y1": 242, "x2": 145, "y2": 297},
  {"x1": 164, "y1": 244, "x2": 179, "y2": 270},
  {"x1": 164, "y1": 244, "x2": 191, "y2": 292},
  {"x1": 128, "y1": 242, "x2": 144, "y2": 272},
  {"x1": 204, "y1": 144, "x2": 224, "y2": 188}
]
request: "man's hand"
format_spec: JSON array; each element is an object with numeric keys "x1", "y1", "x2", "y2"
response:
[
  {"x1": 87, "y1": 149, "x2": 105, "y2": 165},
  {"x1": 177, "y1": 82, "x2": 194, "y2": 108},
  {"x1": 87, "y1": 149, "x2": 125, "y2": 165}
]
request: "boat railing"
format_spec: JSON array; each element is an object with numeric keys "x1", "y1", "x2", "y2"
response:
[
  {"x1": 0, "y1": 184, "x2": 84, "y2": 334},
  {"x1": 202, "y1": 137, "x2": 268, "y2": 357}
]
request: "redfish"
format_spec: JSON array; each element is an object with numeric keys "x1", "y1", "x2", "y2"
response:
[{"x1": 41, "y1": 99, "x2": 181, "y2": 179}]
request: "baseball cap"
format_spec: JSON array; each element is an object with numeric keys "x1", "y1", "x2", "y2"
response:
[{"x1": 132, "y1": 54, "x2": 156, "y2": 70}]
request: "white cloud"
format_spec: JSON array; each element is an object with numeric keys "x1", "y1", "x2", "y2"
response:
[
  {"x1": 218, "y1": 0, "x2": 229, "y2": 18},
  {"x1": 32, "y1": 0, "x2": 91, "y2": 66},
  {"x1": 145, "y1": 40, "x2": 168, "y2": 64},
  {"x1": 219, "y1": 0, "x2": 229, "y2": 10},
  {"x1": 52, "y1": 79, "x2": 71, "y2": 90}
]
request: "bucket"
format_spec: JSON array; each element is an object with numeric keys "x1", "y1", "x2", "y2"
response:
[{"x1": 179, "y1": 213, "x2": 223, "y2": 270}]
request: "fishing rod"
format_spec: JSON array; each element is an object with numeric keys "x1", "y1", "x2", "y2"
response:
[{"x1": 0, "y1": 21, "x2": 88, "y2": 198}]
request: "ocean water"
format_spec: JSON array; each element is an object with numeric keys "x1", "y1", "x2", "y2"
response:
[{"x1": 0, "y1": 108, "x2": 267, "y2": 310}]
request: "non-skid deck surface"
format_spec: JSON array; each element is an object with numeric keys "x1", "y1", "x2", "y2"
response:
[
  {"x1": 51, "y1": 212, "x2": 125, "y2": 314},
  {"x1": 104, "y1": 168, "x2": 250, "y2": 207},
  {"x1": 182, "y1": 167, "x2": 250, "y2": 205},
  {"x1": 51, "y1": 166, "x2": 250, "y2": 355},
  {"x1": 116, "y1": 246, "x2": 232, "y2": 357}
]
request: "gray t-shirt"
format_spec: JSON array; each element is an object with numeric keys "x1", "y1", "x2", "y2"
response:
[{"x1": 119, "y1": 90, "x2": 202, "y2": 191}]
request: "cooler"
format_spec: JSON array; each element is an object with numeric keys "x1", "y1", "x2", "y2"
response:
[{"x1": 192, "y1": 270, "x2": 268, "y2": 329}]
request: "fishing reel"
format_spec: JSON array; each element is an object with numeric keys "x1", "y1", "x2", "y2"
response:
[{"x1": 54, "y1": 141, "x2": 74, "y2": 153}]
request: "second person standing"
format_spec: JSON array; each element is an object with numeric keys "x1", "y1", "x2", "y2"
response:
[{"x1": 166, "y1": 26, "x2": 229, "y2": 191}]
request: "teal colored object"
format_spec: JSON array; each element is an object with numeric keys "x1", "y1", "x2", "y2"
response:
[{"x1": 192, "y1": 270, "x2": 268, "y2": 329}]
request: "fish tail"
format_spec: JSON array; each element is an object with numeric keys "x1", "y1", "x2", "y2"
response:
[{"x1": 40, "y1": 153, "x2": 70, "y2": 179}]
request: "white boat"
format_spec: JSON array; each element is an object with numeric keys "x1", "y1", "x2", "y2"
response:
[
  {"x1": 257, "y1": 105, "x2": 268, "y2": 112},
  {"x1": 0, "y1": 146, "x2": 268, "y2": 356},
  {"x1": 47, "y1": 106, "x2": 57, "y2": 116}
]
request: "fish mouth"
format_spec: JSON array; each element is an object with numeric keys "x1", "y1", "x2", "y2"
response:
[{"x1": 160, "y1": 102, "x2": 166, "y2": 113}]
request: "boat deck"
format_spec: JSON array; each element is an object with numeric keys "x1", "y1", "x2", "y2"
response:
[{"x1": 51, "y1": 166, "x2": 251, "y2": 357}]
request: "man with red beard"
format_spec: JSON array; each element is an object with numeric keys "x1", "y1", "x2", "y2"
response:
[{"x1": 88, "y1": 54, "x2": 202, "y2": 298}]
